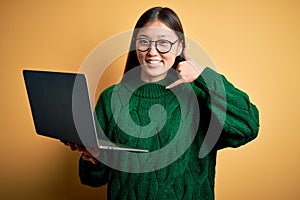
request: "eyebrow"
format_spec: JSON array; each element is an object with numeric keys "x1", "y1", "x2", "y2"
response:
[{"x1": 136, "y1": 34, "x2": 172, "y2": 39}]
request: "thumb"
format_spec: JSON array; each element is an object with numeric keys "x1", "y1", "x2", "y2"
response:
[
  {"x1": 165, "y1": 79, "x2": 184, "y2": 89},
  {"x1": 183, "y1": 46, "x2": 191, "y2": 61}
]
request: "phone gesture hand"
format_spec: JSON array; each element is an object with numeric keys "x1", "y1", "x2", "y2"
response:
[{"x1": 166, "y1": 48, "x2": 206, "y2": 89}]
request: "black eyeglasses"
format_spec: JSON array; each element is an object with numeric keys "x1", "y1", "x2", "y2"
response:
[{"x1": 135, "y1": 38, "x2": 179, "y2": 54}]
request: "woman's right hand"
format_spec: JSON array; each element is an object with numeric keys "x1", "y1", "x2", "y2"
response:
[{"x1": 61, "y1": 140, "x2": 100, "y2": 164}]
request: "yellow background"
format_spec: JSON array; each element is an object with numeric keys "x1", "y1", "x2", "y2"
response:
[{"x1": 1, "y1": 0, "x2": 300, "y2": 199}]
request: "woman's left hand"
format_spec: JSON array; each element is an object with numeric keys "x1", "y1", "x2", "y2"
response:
[
  {"x1": 61, "y1": 140, "x2": 100, "y2": 164},
  {"x1": 166, "y1": 48, "x2": 206, "y2": 89}
]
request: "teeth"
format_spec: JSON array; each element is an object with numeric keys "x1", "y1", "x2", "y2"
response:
[{"x1": 147, "y1": 60, "x2": 161, "y2": 64}]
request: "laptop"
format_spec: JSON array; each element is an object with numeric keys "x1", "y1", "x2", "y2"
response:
[{"x1": 23, "y1": 69, "x2": 148, "y2": 153}]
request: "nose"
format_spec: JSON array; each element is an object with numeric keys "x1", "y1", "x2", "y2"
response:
[{"x1": 148, "y1": 41, "x2": 158, "y2": 55}]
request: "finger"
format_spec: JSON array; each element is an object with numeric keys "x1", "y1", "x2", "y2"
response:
[
  {"x1": 82, "y1": 154, "x2": 98, "y2": 164},
  {"x1": 176, "y1": 65, "x2": 182, "y2": 74},
  {"x1": 75, "y1": 144, "x2": 86, "y2": 152},
  {"x1": 165, "y1": 79, "x2": 184, "y2": 89},
  {"x1": 82, "y1": 152, "x2": 94, "y2": 161},
  {"x1": 89, "y1": 158, "x2": 98, "y2": 164},
  {"x1": 86, "y1": 147, "x2": 100, "y2": 157},
  {"x1": 182, "y1": 49, "x2": 204, "y2": 74},
  {"x1": 183, "y1": 47, "x2": 191, "y2": 61},
  {"x1": 69, "y1": 143, "x2": 77, "y2": 151}
]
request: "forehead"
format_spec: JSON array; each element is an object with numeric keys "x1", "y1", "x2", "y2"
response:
[{"x1": 137, "y1": 20, "x2": 177, "y2": 39}]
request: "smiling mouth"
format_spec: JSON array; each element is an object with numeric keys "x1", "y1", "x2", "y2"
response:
[{"x1": 146, "y1": 59, "x2": 162, "y2": 66}]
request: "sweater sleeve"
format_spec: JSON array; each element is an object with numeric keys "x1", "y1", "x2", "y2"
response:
[
  {"x1": 78, "y1": 91, "x2": 112, "y2": 187},
  {"x1": 79, "y1": 156, "x2": 110, "y2": 187},
  {"x1": 194, "y1": 67, "x2": 260, "y2": 149}
]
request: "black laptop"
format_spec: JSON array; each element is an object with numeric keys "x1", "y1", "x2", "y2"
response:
[{"x1": 23, "y1": 69, "x2": 148, "y2": 153}]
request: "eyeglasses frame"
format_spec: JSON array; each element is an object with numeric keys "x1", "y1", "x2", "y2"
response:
[{"x1": 135, "y1": 38, "x2": 180, "y2": 54}]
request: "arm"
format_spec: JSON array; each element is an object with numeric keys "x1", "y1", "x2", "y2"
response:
[
  {"x1": 78, "y1": 91, "x2": 112, "y2": 187},
  {"x1": 166, "y1": 48, "x2": 259, "y2": 149},
  {"x1": 79, "y1": 156, "x2": 110, "y2": 187},
  {"x1": 195, "y1": 67, "x2": 260, "y2": 149}
]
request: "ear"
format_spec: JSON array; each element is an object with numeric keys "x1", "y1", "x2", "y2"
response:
[{"x1": 176, "y1": 40, "x2": 184, "y2": 56}]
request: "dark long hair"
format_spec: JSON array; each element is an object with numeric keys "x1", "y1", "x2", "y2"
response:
[{"x1": 123, "y1": 7, "x2": 186, "y2": 74}]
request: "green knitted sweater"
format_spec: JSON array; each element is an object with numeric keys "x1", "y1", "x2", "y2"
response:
[{"x1": 79, "y1": 67, "x2": 259, "y2": 200}]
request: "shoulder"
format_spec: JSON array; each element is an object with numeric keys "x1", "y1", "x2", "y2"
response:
[
  {"x1": 99, "y1": 84, "x2": 116, "y2": 99},
  {"x1": 95, "y1": 85, "x2": 117, "y2": 109},
  {"x1": 97, "y1": 83, "x2": 131, "y2": 106}
]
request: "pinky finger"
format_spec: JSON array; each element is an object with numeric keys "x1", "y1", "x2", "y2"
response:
[{"x1": 165, "y1": 79, "x2": 185, "y2": 89}]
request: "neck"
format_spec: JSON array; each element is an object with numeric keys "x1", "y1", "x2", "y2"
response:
[{"x1": 140, "y1": 72, "x2": 167, "y2": 83}]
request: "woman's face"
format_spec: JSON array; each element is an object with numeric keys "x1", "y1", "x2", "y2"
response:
[{"x1": 136, "y1": 20, "x2": 182, "y2": 82}]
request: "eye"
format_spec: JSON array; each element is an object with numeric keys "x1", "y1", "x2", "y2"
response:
[
  {"x1": 157, "y1": 40, "x2": 170, "y2": 47},
  {"x1": 137, "y1": 38, "x2": 150, "y2": 46}
]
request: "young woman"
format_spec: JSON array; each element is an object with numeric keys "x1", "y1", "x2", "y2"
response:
[{"x1": 66, "y1": 7, "x2": 259, "y2": 200}]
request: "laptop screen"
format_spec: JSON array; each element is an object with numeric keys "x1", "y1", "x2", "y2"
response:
[{"x1": 23, "y1": 70, "x2": 99, "y2": 148}]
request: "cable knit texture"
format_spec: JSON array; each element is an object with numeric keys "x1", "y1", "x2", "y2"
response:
[{"x1": 79, "y1": 67, "x2": 260, "y2": 200}]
